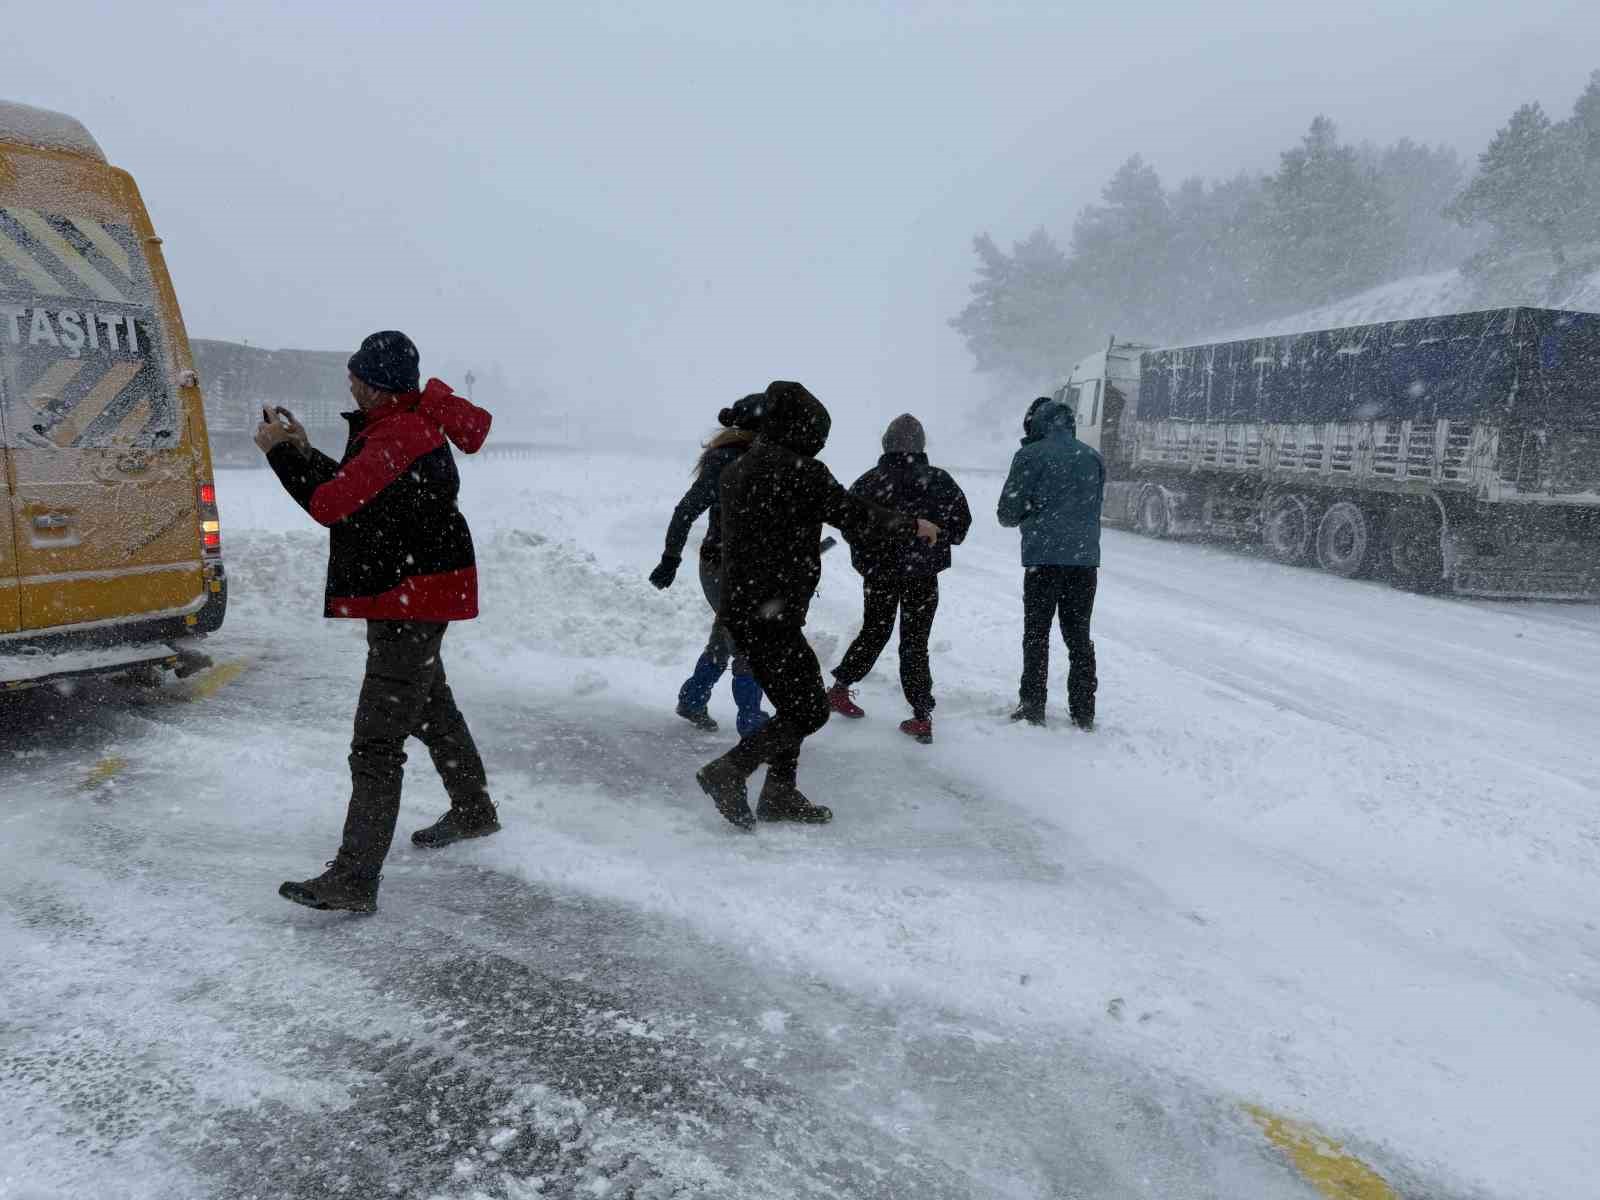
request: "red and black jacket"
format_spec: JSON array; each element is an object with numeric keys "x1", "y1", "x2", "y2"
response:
[{"x1": 267, "y1": 378, "x2": 491, "y2": 621}]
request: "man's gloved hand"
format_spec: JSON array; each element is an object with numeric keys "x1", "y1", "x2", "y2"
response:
[{"x1": 649, "y1": 554, "x2": 681, "y2": 590}]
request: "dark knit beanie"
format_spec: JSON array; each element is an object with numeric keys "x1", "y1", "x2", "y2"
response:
[
  {"x1": 882, "y1": 413, "x2": 926, "y2": 454},
  {"x1": 348, "y1": 330, "x2": 421, "y2": 394},
  {"x1": 718, "y1": 392, "x2": 769, "y2": 431}
]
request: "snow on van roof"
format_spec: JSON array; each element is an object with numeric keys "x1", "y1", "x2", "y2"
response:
[{"x1": 0, "y1": 100, "x2": 106, "y2": 162}]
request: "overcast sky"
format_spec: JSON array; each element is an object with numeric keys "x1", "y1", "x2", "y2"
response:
[{"x1": 3, "y1": 1, "x2": 1596, "y2": 454}]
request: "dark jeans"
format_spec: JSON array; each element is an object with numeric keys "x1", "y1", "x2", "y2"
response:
[
  {"x1": 833, "y1": 574, "x2": 939, "y2": 718},
  {"x1": 721, "y1": 616, "x2": 830, "y2": 784},
  {"x1": 338, "y1": 620, "x2": 490, "y2": 876},
  {"x1": 1020, "y1": 566, "x2": 1098, "y2": 721},
  {"x1": 697, "y1": 558, "x2": 750, "y2": 676}
]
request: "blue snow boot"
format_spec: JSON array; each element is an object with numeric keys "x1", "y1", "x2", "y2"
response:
[
  {"x1": 732, "y1": 673, "x2": 772, "y2": 737},
  {"x1": 677, "y1": 654, "x2": 725, "y2": 731}
]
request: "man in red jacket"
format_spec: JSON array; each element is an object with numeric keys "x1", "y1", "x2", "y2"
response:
[{"x1": 256, "y1": 331, "x2": 498, "y2": 913}]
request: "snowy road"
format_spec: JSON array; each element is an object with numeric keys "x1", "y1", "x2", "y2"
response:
[{"x1": 4, "y1": 447, "x2": 1598, "y2": 1198}]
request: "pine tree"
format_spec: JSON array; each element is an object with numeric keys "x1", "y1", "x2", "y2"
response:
[
  {"x1": 1069, "y1": 155, "x2": 1176, "y2": 337},
  {"x1": 1166, "y1": 171, "x2": 1273, "y2": 338},
  {"x1": 1564, "y1": 71, "x2": 1600, "y2": 241},
  {"x1": 1262, "y1": 116, "x2": 1401, "y2": 308},
  {"x1": 1448, "y1": 102, "x2": 1582, "y2": 271},
  {"x1": 1367, "y1": 138, "x2": 1479, "y2": 275},
  {"x1": 949, "y1": 230, "x2": 1088, "y2": 382}
]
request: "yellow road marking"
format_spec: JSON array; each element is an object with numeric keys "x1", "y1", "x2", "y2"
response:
[
  {"x1": 50, "y1": 358, "x2": 141, "y2": 446},
  {"x1": 67, "y1": 215, "x2": 132, "y2": 278},
  {"x1": 183, "y1": 659, "x2": 248, "y2": 701},
  {"x1": 6, "y1": 207, "x2": 125, "y2": 302},
  {"x1": 0, "y1": 224, "x2": 62, "y2": 293},
  {"x1": 1245, "y1": 1105, "x2": 1399, "y2": 1199},
  {"x1": 83, "y1": 755, "x2": 128, "y2": 788}
]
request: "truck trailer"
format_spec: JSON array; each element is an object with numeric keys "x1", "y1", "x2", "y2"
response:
[{"x1": 1054, "y1": 307, "x2": 1600, "y2": 599}]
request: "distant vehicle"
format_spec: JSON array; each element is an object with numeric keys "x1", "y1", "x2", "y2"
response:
[
  {"x1": 0, "y1": 101, "x2": 225, "y2": 691},
  {"x1": 1057, "y1": 308, "x2": 1600, "y2": 599}
]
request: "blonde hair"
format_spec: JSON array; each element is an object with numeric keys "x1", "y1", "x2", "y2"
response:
[{"x1": 695, "y1": 426, "x2": 756, "y2": 474}]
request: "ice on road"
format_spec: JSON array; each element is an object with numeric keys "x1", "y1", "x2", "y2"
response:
[{"x1": 4, "y1": 446, "x2": 1598, "y2": 1199}]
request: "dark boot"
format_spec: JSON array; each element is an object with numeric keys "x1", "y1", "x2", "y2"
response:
[
  {"x1": 677, "y1": 654, "x2": 725, "y2": 730},
  {"x1": 278, "y1": 861, "x2": 379, "y2": 913},
  {"x1": 1010, "y1": 703, "x2": 1046, "y2": 727},
  {"x1": 696, "y1": 755, "x2": 755, "y2": 831},
  {"x1": 755, "y1": 775, "x2": 833, "y2": 824},
  {"x1": 411, "y1": 802, "x2": 502, "y2": 849}
]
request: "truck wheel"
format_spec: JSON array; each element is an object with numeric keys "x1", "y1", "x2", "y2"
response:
[
  {"x1": 1387, "y1": 505, "x2": 1445, "y2": 592},
  {"x1": 1134, "y1": 486, "x2": 1170, "y2": 538},
  {"x1": 1315, "y1": 501, "x2": 1374, "y2": 578},
  {"x1": 1261, "y1": 493, "x2": 1315, "y2": 564}
]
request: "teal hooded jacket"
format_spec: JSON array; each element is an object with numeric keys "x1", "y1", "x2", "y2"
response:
[{"x1": 996, "y1": 400, "x2": 1106, "y2": 567}]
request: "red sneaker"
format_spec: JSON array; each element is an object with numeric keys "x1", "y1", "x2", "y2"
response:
[
  {"x1": 827, "y1": 682, "x2": 865, "y2": 719},
  {"x1": 899, "y1": 717, "x2": 933, "y2": 744}
]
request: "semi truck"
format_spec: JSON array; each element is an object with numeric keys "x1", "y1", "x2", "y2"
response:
[{"x1": 1054, "y1": 307, "x2": 1600, "y2": 599}]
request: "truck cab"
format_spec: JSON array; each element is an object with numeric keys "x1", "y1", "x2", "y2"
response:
[{"x1": 1053, "y1": 340, "x2": 1150, "y2": 466}]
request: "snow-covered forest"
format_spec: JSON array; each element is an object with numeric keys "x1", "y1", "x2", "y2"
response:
[{"x1": 954, "y1": 69, "x2": 1600, "y2": 381}]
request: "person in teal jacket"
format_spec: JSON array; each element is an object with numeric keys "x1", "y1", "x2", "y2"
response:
[{"x1": 996, "y1": 396, "x2": 1105, "y2": 729}]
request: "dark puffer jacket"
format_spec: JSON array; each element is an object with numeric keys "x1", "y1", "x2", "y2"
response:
[
  {"x1": 845, "y1": 452, "x2": 972, "y2": 578},
  {"x1": 718, "y1": 381, "x2": 915, "y2": 629},
  {"x1": 267, "y1": 378, "x2": 491, "y2": 620}
]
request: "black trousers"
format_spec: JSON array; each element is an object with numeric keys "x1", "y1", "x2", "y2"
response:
[
  {"x1": 1020, "y1": 566, "x2": 1098, "y2": 721},
  {"x1": 833, "y1": 574, "x2": 940, "y2": 718},
  {"x1": 338, "y1": 620, "x2": 490, "y2": 876},
  {"x1": 697, "y1": 557, "x2": 750, "y2": 676},
  {"x1": 721, "y1": 616, "x2": 830, "y2": 784}
]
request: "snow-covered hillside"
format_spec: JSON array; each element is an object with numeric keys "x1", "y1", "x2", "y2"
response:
[{"x1": 1218, "y1": 255, "x2": 1600, "y2": 342}]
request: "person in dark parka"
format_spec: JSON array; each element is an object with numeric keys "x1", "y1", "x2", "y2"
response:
[
  {"x1": 649, "y1": 395, "x2": 773, "y2": 736},
  {"x1": 826, "y1": 414, "x2": 972, "y2": 743},
  {"x1": 997, "y1": 396, "x2": 1105, "y2": 729},
  {"x1": 695, "y1": 381, "x2": 940, "y2": 830},
  {"x1": 255, "y1": 330, "x2": 499, "y2": 913}
]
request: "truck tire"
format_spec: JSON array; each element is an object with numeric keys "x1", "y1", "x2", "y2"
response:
[
  {"x1": 1261, "y1": 493, "x2": 1315, "y2": 564},
  {"x1": 1315, "y1": 501, "x2": 1374, "y2": 578},
  {"x1": 1134, "y1": 486, "x2": 1170, "y2": 538},
  {"x1": 1387, "y1": 504, "x2": 1446, "y2": 593}
]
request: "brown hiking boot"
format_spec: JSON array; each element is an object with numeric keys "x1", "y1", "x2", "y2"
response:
[
  {"x1": 755, "y1": 776, "x2": 833, "y2": 824},
  {"x1": 696, "y1": 755, "x2": 755, "y2": 831},
  {"x1": 278, "y1": 862, "x2": 379, "y2": 913}
]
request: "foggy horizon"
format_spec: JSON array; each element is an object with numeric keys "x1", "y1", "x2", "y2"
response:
[{"x1": 3, "y1": 1, "x2": 1596, "y2": 457}]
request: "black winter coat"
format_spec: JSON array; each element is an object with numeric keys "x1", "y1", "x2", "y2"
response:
[
  {"x1": 845, "y1": 452, "x2": 972, "y2": 578},
  {"x1": 718, "y1": 382, "x2": 915, "y2": 629},
  {"x1": 661, "y1": 444, "x2": 745, "y2": 564},
  {"x1": 266, "y1": 379, "x2": 489, "y2": 620}
]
